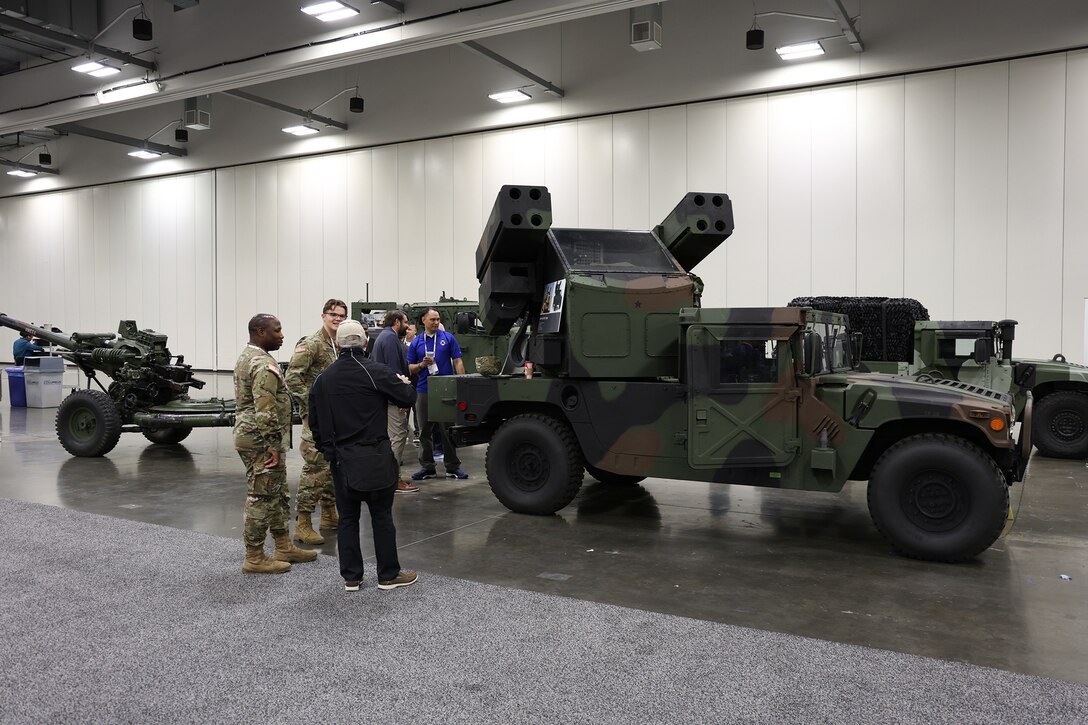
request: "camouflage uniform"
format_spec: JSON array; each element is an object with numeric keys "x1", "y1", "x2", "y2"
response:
[
  {"x1": 234, "y1": 344, "x2": 293, "y2": 547},
  {"x1": 285, "y1": 328, "x2": 338, "y2": 516}
]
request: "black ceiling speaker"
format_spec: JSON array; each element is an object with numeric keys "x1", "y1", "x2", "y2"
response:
[
  {"x1": 746, "y1": 28, "x2": 764, "y2": 50},
  {"x1": 349, "y1": 96, "x2": 364, "y2": 113},
  {"x1": 174, "y1": 128, "x2": 189, "y2": 143},
  {"x1": 38, "y1": 152, "x2": 52, "y2": 166},
  {"x1": 133, "y1": 16, "x2": 153, "y2": 41}
]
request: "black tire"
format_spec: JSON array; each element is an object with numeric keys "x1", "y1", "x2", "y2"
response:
[
  {"x1": 485, "y1": 414, "x2": 584, "y2": 514},
  {"x1": 55, "y1": 390, "x2": 123, "y2": 457},
  {"x1": 141, "y1": 427, "x2": 193, "y2": 445},
  {"x1": 1032, "y1": 391, "x2": 1088, "y2": 459},
  {"x1": 867, "y1": 433, "x2": 1009, "y2": 563},
  {"x1": 585, "y1": 462, "x2": 645, "y2": 486}
]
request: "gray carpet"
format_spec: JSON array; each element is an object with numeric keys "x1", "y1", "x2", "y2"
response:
[{"x1": 1, "y1": 500, "x2": 1085, "y2": 725}]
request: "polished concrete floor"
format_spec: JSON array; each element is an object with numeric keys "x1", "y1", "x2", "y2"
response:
[{"x1": 2, "y1": 372, "x2": 1086, "y2": 684}]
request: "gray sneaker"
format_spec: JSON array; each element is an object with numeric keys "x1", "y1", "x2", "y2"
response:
[
  {"x1": 377, "y1": 570, "x2": 418, "y2": 590},
  {"x1": 344, "y1": 580, "x2": 361, "y2": 592}
]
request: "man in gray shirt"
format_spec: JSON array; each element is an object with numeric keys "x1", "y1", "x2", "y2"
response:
[{"x1": 370, "y1": 310, "x2": 418, "y2": 493}]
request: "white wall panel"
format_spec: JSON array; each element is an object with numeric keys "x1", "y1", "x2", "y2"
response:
[
  {"x1": 686, "y1": 101, "x2": 729, "y2": 306},
  {"x1": 612, "y1": 111, "x2": 650, "y2": 230},
  {"x1": 544, "y1": 121, "x2": 578, "y2": 225},
  {"x1": 139, "y1": 182, "x2": 161, "y2": 327},
  {"x1": 577, "y1": 117, "x2": 613, "y2": 228},
  {"x1": 345, "y1": 150, "x2": 374, "y2": 305},
  {"x1": 155, "y1": 178, "x2": 179, "y2": 350},
  {"x1": 1063, "y1": 50, "x2": 1088, "y2": 364},
  {"x1": 451, "y1": 137, "x2": 482, "y2": 299},
  {"x1": 397, "y1": 142, "x2": 427, "y2": 304},
  {"x1": 767, "y1": 90, "x2": 812, "y2": 305},
  {"x1": 253, "y1": 164, "x2": 279, "y2": 317},
  {"x1": 274, "y1": 160, "x2": 302, "y2": 365},
  {"x1": 214, "y1": 168, "x2": 238, "y2": 369},
  {"x1": 297, "y1": 157, "x2": 326, "y2": 343},
  {"x1": 904, "y1": 71, "x2": 956, "y2": 318},
  {"x1": 648, "y1": 107, "x2": 686, "y2": 225},
  {"x1": 857, "y1": 78, "x2": 906, "y2": 297},
  {"x1": 370, "y1": 146, "x2": 399, "y2": 303},
  {"x1": 425, "y1": 138, "x2": 455, "y2": 300},
  {"x1": 1007, "y1": 55, "x2": 1066, "y2": 360},
  {"x1": 174, "y1": 175, "x2": 197, "y2": 364},
  {"x1": 810, "y1": 84, "x2": 857, "y2": 297},
  {"x1": 954, "y1": 63, "x2": 1009, "y2": 320},
  {"x1": 509, "y1": 126, "x2": 548, "y2": 187},
  {"x1": 725, "y1": 95, "x2": 769, "y2": 307},
  {"x1": 321, "y1": 154, "x2": 350, "y2": 311},
  {"x1": 192, "y1": 172, "x2": 216, "y2": 370},
  {"x1": 481, "y1": 131, "x2": 514, "y2": 224},
  {"x1": 233, "y1": 167, "x2": 258, "y2": 341}
]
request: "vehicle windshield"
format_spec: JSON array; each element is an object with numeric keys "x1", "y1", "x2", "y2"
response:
[
  {"x1": 804, "y1": 320, "x2": 852, "y2": 374},
  {"x1": 551, "y1": 229, "x2": 681, "y2": 273}
]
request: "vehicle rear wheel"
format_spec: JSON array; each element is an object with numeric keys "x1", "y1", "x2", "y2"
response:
[
  {"x1": 867, "y1": 433, "x2": 1008, "y2": 563},
  {"x1": 1032, "y1": 391, "x2": 1088, "y2": 459},
  {"x1": 56, "y1": 390, "x2": 123, "y2": 457},
  {"x1": 585, "y1": 462, "x2": 645, "y2": 486},
  {"x1": 485, "y1": 414, "x2": 584, "y2": 514},
  {"x1": 141, "y1": 427, "x2": 193, "y2": 445}
]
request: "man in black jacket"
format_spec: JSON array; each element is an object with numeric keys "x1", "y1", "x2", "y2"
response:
[{"x1": 308, "y1": 319, "x2": 419, "y2": 592}]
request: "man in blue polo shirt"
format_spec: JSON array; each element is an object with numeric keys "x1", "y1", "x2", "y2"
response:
[{"x1": 407, "y1": 308, "x2": 469, "y2": 480}]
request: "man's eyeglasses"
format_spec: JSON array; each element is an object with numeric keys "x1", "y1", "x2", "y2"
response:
[{"x1": 325, "y1": 312, "x2": 347, "y2": 319}]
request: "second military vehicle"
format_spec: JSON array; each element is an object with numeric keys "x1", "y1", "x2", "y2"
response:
[
  {"x1": 428, "y1": 186, "x2": 1031, "y2": 562},
  {"x1": 790, "y1": 296, "x2": 1088, "y2": 459}
]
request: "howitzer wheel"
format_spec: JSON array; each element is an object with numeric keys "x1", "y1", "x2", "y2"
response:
[
  {"x1": 1032, "y1": 391, "x2": 1088, "y2": 459},
  {"x1": 486, "y1": 414, "x2": 584, "y2": 514},
  {"x1": 867, "y1": 433, "x2": 1008, "y2": 563},
  {"x1": 585, "y1": 463, "x2": 645, "y2": 486},
  {"x1": 141, "y1": 427, "x2": 193, "y2": 445},
  {"x1": 56, "y1": 390, "x2": 123, "y2": 458}
]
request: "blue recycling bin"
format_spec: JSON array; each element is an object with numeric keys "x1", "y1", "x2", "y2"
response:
[{"x1": 5, "y1": 367, "x2": 26, "y2": 407}]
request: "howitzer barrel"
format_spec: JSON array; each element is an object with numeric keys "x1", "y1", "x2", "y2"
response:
[
  {"x1": 653, "y1": 193, "x2": 734, "y2": 272},
  {"x1": 0, "y1": 313, "x2": 80, "y2": 350}
]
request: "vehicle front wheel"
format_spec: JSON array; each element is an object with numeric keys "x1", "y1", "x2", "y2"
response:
[
  {"x1": 55, "y1": 390, "x2": 123, "y2": 457},
  {"x1": 485, "y1": 414, "x2": 584, "y2": 514},
  {"x1": 1032, "y1": 391, "x2": 1088, "y2": 459},
  {"x1": 585, "y1": 462, "x2": 645, "y2": 486},
  {"x1": 141, "y1": 426, "x2": 193, "y2": 445},
  {"x1": 867, "y1": 433, "x2": 1008, "y2": 563}
]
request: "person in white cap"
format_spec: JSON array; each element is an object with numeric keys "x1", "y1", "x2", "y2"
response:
[{"x1": 308, "y1": 319, "x2": 419, "y2": 592}]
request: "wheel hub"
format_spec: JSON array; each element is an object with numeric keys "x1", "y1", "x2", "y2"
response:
[
  {"x1": 69, "y1": 409, "x2": 97, "y2": 441},
  {"x1": 904, "y1": 471, "x2": 968, "y2": 532},
  {"x1": 509, "y1": 442, "x2": 549, "y2": 492},
  {"x1": 1050, "y1": 410, "x2": 1085, "y2": 442}
]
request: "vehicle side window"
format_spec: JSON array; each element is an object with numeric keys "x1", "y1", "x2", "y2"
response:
[{"x1": 719, "y1": 339, "x2": 777, "y2": 385}]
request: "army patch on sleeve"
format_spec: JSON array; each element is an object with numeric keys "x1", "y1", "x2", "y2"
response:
[
  {"x1": 295, "y1": 345, "x2": 307, "y2": 353},
  {"x1": 267, "y1": 362, "x2": 284, "y2": 379}
]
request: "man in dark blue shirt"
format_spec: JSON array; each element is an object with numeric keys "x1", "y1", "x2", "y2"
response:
[
  {"x1": 13, "y1": 331, "x2": 44, "y2": 365},
  {"x1": 407, "y1": 308, "x2": 468, "y2": 480},
  {"x1": 370, "y1": 310, "x2": 418, "y2": 494}
]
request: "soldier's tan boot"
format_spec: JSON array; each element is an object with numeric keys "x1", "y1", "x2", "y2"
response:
[
  {"x1": 272, "y1": 532, "x2": 319, "y2": 563},
  {"x1": 294, "y1": 513, "x2": 324, "y2": 545},
  {"x1": 319, "y1": 504, "x2": 339, "y2": 531},
  {"x1": 243, "y1": 545, "x2": 292, "y2": 574}
]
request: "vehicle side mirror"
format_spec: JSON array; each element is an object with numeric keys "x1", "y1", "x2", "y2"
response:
[
  {"x1": 803, "y1": 332, "x2": 824, "y2": 376},
  {"x1": 973, "y1": 338, "x2": 991, "y2": 364}
]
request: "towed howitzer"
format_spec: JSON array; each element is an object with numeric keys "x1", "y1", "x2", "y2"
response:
[{"x1": 0, "y1": 313, "x2": 236, "y2": 457}]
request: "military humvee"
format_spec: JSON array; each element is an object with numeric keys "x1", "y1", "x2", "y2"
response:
[
  {"x1": 790, "y1": 298, "x2": 1088, "y2": 460},
  {"x1": 428, "y1": 186, "x2": 1031, "y2": 562}
]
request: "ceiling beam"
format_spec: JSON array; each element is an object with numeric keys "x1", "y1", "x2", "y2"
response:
[
  {"x1": 0, "y1": 15, "x2": 156, "y2": 71},
  {"x1": 825, "y1": 0, "x2": 864, "y2": 52},
  {"x1": 0, "y1": 157, "x2": 58, "y2": 175},
  {"x1": 222, "y1": 89, "x2": 349, "y2": 131},
  {"x1": 370, "y1": 0, "x2": 405, "y2": 12},
  {"x1": 51, "y1": 123, "x2": 187, "y2": 157},
  {"x1": 461, "y1": 40, "x2": 565, "y2": 97}
]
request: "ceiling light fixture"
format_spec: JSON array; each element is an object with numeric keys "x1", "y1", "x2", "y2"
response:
[
  {"x1": 96, "y1": 79, "x2": 163, "y2": 104},
  {"x1": 2, "y1": 144, "x2": 58, "y2": 178},
  {"x1": 128, "y1": 148, "x2": 162, "y2": 159},
  {"x1": 301, "y1": 1, "x2": 359, "y2": 22},
  {"x1": 488, "y1": 89, "x2": 532, "y2": 104},
  {"x1": 6, "y1": 168, "x2": 38, "y2": 178},
  {"x1": 776, "y1": 41, "x2": 825, "y2": 60},
  {"x1": 282, "y1": 123, "x2": 321, "y2": 136},
  {"x1": 72, "y1": 60, "x2": 122, "y2": 77}
]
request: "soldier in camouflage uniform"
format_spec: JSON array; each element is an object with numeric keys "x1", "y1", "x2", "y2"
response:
[
  {"x1": 285, "y1": 298, "x2": 346, "y2": 545},
  {"x1": 235, "y1": 313, "x2": 319, "y2": 574}
]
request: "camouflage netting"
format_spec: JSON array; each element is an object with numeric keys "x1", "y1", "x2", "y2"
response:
[{"x1": 788, "y1": 296, "x2": 930, "y2": 363}]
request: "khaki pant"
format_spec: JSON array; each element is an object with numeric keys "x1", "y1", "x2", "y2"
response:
[{"x1": 388, "y1": 403, "x2": 410, "y2": 474}]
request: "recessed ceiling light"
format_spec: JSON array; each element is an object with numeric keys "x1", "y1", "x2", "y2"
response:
[
  {"x1": 776, "y1": 41, "x2": 825, "y2": 60},
  {"x1": 282, "y1": 123, "x2": 321, "y2": 136},
  {"x1": 488, "y1": 89, "x2": 532, "y2": 104},
  {"x1": 301, "y1": 1, "x2": 359, "y2": 21},
  {"x1": 6, "y1": 168, "x2": 38, "y2": 178},
  {"x1": 128, "y1": 149, "x2": 163, "y2": 159}
]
